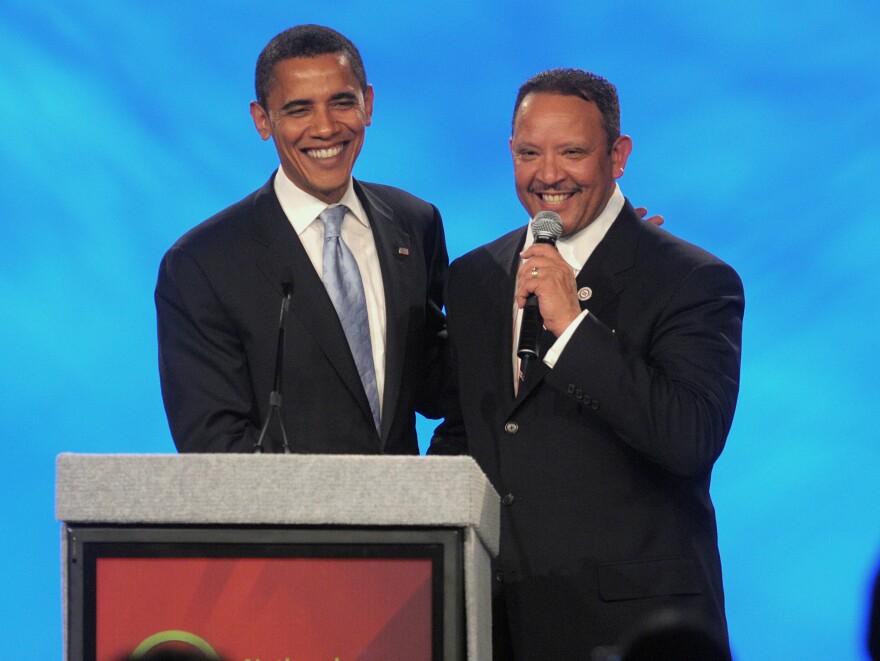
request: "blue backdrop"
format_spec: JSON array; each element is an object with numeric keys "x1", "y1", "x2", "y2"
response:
[{"x1": 2, "y1": 2, "x2": 878, "y2": 658}]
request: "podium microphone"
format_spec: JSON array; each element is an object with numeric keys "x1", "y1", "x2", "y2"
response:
[
  {"x1": 517, "y1": 211, "x2": 564, "y2": 377},
  {"x1": 254, "y1": 269, "x2": 294, "y2": 453}
]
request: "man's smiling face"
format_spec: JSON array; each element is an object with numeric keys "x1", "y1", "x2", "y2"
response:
[
  {"x1": 510, "y1": 92, "x2": 630, "y2": 236},
  {"x1": 250, "y1": 52, "x2": 373, "y2": 203}
]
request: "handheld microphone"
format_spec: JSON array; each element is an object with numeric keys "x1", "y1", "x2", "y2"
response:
[
  {"x1": 254, "y1": 269, "x2": 294, "y2": 453},
  {"x1": 517, "y1": 211, "x2": 564, "y2": 377}
]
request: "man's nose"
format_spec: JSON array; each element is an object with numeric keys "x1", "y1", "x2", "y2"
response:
[
  {"x1": 310, "y1": 105, "x2": 337, "y2": 137},
  {"x1": 537, "y1": 154, "x2": 563, "y2": 185}
]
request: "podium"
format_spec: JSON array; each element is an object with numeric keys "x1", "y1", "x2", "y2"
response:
[{"x1": 56, "y1": 453, "x2": 499, "y2": 661}]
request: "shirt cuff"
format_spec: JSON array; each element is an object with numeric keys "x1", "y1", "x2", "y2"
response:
[{"x1": 543, "y1": 310, "x2": 590, "y2": 368}]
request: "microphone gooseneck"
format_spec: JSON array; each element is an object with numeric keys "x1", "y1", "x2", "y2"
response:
[{"x1": 254, "y1": 272, "x2": 294, "y2": 453}]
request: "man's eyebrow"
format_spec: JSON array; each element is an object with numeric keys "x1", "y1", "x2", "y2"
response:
[
  {"x1": 279, "y1": 99, "x2": 312, "y2": 112},
  {"x1": 329, "y1": 91, "x2": 358, "y2": 102}
]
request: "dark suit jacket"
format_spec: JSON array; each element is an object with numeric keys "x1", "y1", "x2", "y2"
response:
[
  {"x1": 431, "y1": 201, "x2": 743, "y2": 658},
  {"x1": 156, "y1": 174, "x2": 448, "y2": 454}
]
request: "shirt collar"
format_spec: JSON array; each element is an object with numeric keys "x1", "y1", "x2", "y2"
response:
[
  {"x1": 272, "y1": 167, "x2": 370, "y2": 234},
  {"x1": 523, "y1": 183, "x2": 624, "y2": 272}
]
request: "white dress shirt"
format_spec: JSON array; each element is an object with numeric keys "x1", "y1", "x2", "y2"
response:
[
  {"x1": 513, "y1": 184, "x2": 625, "y2": 387},
  {"x1": 273, "y1": 167, "x2": 387, "y2": 415}
]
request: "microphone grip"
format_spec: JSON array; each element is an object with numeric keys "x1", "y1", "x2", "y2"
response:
[
  {"x1": 517, "y1": 293, "x2": 543, "y2": 361},
  {"x1": 516, "y1": 211, "x2": 562, "y2": 378}
]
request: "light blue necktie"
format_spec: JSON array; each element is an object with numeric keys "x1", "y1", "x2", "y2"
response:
[{"x1": 320, "y1": 205, "x2": 381, "y2": 431}]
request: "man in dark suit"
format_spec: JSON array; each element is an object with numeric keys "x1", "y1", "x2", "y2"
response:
[
  {"x1": 156, "y1": 25, "x2": 447, "y2": 454},
  {"x1": 430, "y1": 69, "x2": 744, "y2": 659}
]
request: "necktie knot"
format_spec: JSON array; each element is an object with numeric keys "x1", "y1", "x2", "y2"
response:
[{"x1": 320, "y1": 205, "x2": 348, "y2": 239}]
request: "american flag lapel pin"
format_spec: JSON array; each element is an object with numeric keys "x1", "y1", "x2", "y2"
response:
[{"x1": 398, "y1": 247, "x2": 410, "y2": 256}]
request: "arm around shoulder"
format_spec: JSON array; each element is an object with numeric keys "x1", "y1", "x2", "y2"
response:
[{"x1": 413, "y1": 202, "x2": 451, "y2": 420}]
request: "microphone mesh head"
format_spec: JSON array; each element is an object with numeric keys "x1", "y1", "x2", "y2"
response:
[{"x1": 531, "y1": 211, "x2": 564, "y2": 242}]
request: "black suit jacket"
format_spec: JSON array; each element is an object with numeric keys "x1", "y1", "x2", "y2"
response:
[
  {"x1": 156, "y1": 174, "x2": 448, "y2": 454},
  {"x1": 432, "y1": 201, "x2": 743, "y2": 658}
]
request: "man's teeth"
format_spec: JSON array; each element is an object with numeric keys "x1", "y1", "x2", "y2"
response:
[
  {"x1": 307, "y1": 145, "x2": 344, "y2": 159},
  {"x1": 541, "y1": 193, "x2": 569, "y2": 204}
]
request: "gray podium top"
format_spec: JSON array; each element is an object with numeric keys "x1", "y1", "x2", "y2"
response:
[{"x1": 56, "y1": 453, "x2": 499, "y2": 556}]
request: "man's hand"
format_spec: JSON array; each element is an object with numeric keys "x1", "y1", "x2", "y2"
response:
[
  {"x1": 635, "y1": 206, "x2": 664, "y2": 226},
  {"x1": 516, "y1": 244, "x2": 582, "y2": 337}
]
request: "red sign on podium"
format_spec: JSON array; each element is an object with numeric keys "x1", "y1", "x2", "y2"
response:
[{"x1": 96, "y1": 556, "x2": 433, "y2": 661}]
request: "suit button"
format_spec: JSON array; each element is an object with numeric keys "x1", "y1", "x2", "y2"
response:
[
  {"x1": 567, "y1": 384, "x2": 576, "y2": 394},
  {"x1": 591, "y1": 400, "x2": 600, "y2": 410},
  {"x1": 574, "y1": 389, "x2": 583, "y2": 400},
  {"x1": 495, "y1": 569, "x2": 504, "y2": 582},
  {"x1": 501, "y1": 493, "x2": 515, "y2": 506},
  {"x1": 504, "y1": 421, "x2": 519, "y2": 434}
]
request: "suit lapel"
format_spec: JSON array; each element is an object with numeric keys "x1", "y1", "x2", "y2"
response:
[
  {"x1": 477, "y1": 228, "x2": 526, "y2": 411},
  {"x1": 355, "y1": 181, "x2": 411, "y2": 447},
  {"x1": 576, "y1": 201, "x2": 640, "y2": 316},
  {"x1": 250, "y1": 176, "x2": 376, "y2": 438}
]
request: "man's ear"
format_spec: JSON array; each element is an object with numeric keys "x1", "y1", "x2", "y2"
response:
[
  {"x1": 250, "y1": 101, "x2": 272, "y2": 141},
  {"x1": 611, "y1": 135, "x2": 633, "y2": 178},
  {"x1": 363, "y1": 84, "x2": 375, "y2": 127}
]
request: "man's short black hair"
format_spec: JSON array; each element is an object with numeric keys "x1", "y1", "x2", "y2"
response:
[
  {"x1": 254, "y1": 24, "x2": 367, "y2": 108},
  {"x1": 512, "y1": 68, "x2": 621, "y2": 152}
]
